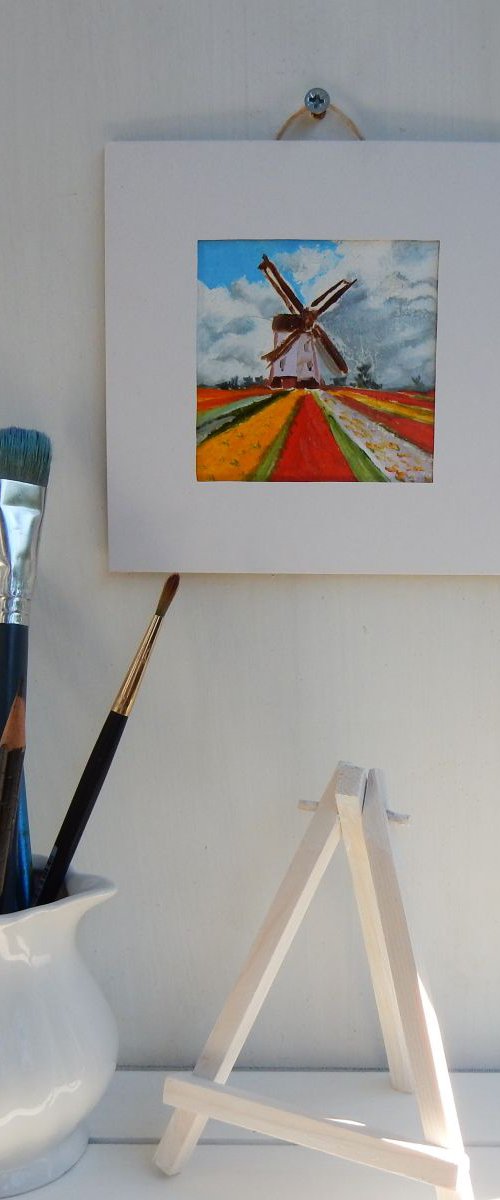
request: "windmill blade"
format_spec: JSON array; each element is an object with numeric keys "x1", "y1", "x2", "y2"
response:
[
  {"x1": 258, "y1": 254, "x2": 304, "y2": 315},
  {"x1": 262, "y1": 329, "x2": 301, "y2": 364},
  {"x1": 311, "y1": 279, "x2": 352, "y2": 307},
  {"x1": 313, "y1": 324, "x2": 348, "y2": 375},
  {"x1": 312, "y1": 278, "x2": 357, "y2": 317}
]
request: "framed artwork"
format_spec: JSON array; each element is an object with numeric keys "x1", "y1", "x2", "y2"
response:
[
  {"x1": 105, "y1": 141, "x2": 500, "y2": 572},
  {"x1": 196, "y1": 238, "x2": 437, "y2": 484}
]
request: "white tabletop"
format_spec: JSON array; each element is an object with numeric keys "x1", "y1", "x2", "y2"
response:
[{"x1": 44, "y1": 1071, "x2": 500, "y2": 1198}]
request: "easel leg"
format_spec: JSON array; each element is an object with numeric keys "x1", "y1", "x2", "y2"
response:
[
  {"x1": 345, "y1": 768, "x2": 474, "y2": 1200},
  {"x1": 336, "y1": 774, "x2": 413, "y2": 1092},
  {"x1": 155, "y1": 764, "x2": 351, "y2": 1176}
]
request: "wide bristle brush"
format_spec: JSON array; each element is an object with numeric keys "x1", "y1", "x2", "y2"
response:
[{"x1": 0, "y1": 426, "x2": 52, "y2": 910}]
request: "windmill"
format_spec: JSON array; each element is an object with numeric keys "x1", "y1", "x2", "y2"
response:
[{"x1": 258, "y1": 254, "x2": 356, "y2": 389}]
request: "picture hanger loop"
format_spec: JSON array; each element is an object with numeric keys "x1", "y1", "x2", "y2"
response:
[{"x1": 276, "y1": 88, "x2": 364, "y2": 141}]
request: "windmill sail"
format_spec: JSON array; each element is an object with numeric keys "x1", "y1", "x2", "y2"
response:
[
  {"x1": 313, "y1": 325, "x2": 349, "y2": 375},
  {"x1": 259, "y1": 256, "x2": 355, "y2": 385}
]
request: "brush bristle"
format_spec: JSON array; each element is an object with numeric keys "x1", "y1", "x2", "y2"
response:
[
  {"x1": 156, "y1": 574, "x2": 180, "y2": 618},
  {"x1": 0, "y1": 427, "x2": 52, "y2": 487}
]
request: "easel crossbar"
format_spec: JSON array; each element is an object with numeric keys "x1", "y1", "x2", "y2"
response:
[{"x1": 163, "y1": 1075, "x2": 465, "y2": 1191}]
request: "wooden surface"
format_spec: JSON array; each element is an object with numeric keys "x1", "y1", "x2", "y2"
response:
[
  {"x1": 159, "y1": 766, "x2": 473, "y2": 1196},
  {"x1": 38, "y1": 1145, "x2": 500, "y2": 1200},
  {"x1": 162, "y1": 1075, "x2": 462, "y2": 1188},
  {"x1": 339, "y1": 770, "x2": 473, "y2": 1198},
  {"x1": 337, "y1": 767, "x2": 413, "y2": 1092},
  {"x1": 155, "y1": 768, "x2": 342, "y2": 1172},
  {"x1": 1, "y1": 0, "x2": 500, "y2": 1067},
  {"x1": 40, "y1": 1070, "x2": 500, "y2": 1198},
  {"x1": 90, "y1": 1070, "x2": 500, "y2": 1145}
]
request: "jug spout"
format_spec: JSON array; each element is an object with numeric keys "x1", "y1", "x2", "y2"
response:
[
  {"x1": 0, "y1": 866, "x2": 116, "y2": 949},
  {"x1": 62, "y1": 868, "x2": 116, "y2": 919}
]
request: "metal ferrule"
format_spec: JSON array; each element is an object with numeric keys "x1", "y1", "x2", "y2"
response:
[
  {"x1": 112, "y1": 614, "x2": 162, "y2": 717},
  {"x1": 0, "y1": 479, "x2": 46, "y2": 625}
]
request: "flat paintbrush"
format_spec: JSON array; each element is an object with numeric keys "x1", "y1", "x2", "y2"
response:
[
  {"x1": 34, "y1": 574, "x2": 179, "y2": 906},
  {"x1": 0, "y1": 694, "x2": 26, "y2": 906},
  {"x1": 0, "y1": 426, "x2": 52, "y2": 909}
]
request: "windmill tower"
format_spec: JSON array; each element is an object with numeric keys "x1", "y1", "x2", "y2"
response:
[{"x1": 258, "y1": 254, "x2": 356, "y2": 388}]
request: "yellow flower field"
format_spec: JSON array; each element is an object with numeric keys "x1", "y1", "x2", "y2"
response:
[{"x1": 197, "y1": 391, "x2": 299, "y2": 481}]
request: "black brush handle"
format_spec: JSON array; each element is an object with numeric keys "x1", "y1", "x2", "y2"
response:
[{"x1": 35, "y1": 710, "x2": 127, "y2": 905}]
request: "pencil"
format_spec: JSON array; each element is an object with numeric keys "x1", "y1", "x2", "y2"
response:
[
  {"x1": 0, "y1": 695, "x2": 26, "y2": 906},
  {"x1": 34, "y1": 575, "x2": 179, "y2": 906}
]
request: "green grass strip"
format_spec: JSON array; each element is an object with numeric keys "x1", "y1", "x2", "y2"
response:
[
  {"x1": 323, "y1": 411, "x2": 388, "y2": 482},
  {"x1": 197, "y1": 391, "x2": 272, "y2": 427},
  {"x1": 197, "y1": 391, "x2": 287, "y2": 445},
  {"x1": 249, "y1": 399, "x2": 301, "y2": 481}
]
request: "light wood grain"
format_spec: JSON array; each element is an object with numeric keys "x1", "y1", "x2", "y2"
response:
[
  {"x1": 91, "y1": 1069, "x2": 500, "y2": 1145},
  {"x1": 358, "y1": 770, "x2": 474, "y2": 1200},
  {"x1": 298, "y1": 800, "x2": 410, "y2": 822},
  {"x1": 158, "y1": 763, "x2": 472, "y2": 1195},
  {"x1": 37, "y1": 1073, "x2": 500, "y2": 1197},
  {"x1": 26, "y1": 1144, "x2": 500, "y2": 1200},
  {"x1": 336, "y1": 770, "x2": 413, "y2": 1091},
  {"x1": 155, "y1": 767, "x2": 343, "y2": 1174},
  {"x1": 163, "y1": 1074, "x2": 465, "y2": 1189}
]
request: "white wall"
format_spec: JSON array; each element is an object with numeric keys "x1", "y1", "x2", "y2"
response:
[{"x1": 1, "y1": 0, "x2": 500, "y2": 1068}]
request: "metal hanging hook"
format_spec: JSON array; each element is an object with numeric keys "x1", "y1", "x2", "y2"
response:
[
  {"x1": 275, "y1": 91, "x2": 364, "y2": 141},
  {"x1": 304, "y1": 88, "x2": 331, "y2": 119}
]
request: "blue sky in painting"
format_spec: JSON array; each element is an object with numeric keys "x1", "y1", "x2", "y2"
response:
[
  {"x1": 197, "y1": 239, "x2": 439, "y2": 389},
  {"x1": 198, "y1": 240, "x2": 342, "y2": 292}
]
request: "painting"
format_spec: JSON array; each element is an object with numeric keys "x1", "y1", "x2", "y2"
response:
[
  {"x1": 197, "y1": 240, "x2": 438, "y2": 483},
  {"x1": 105, "y1": 140, "x2": 500, "y2": 572}
]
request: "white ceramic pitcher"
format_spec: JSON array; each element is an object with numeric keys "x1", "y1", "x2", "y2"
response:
[{"x1": 0, "y1": 864, "x2": 118, "y2": 1196}]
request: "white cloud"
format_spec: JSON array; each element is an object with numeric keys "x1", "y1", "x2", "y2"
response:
[
  {"x1": 197, "y1": 242, "x2": 439, "y2": 388},
  {"x1": 276, "y1": 240, "x2": 438, "y2": 299},
  {"x1": 197, "y1": 281, "x2": 271, "y2": 385},
  {"x1": 274, "y1": 245, "x2": 339, "y2": 285}
]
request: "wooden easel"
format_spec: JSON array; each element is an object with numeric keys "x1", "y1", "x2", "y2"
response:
[{"x1": 155, "y1": 762, "x2": 474, "y2": 1199}]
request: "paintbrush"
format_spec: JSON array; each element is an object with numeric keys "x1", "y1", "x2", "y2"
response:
[
  {"x1": 0, "y1": 694, "x2": 26, "y2": 907},
  {"x1": 34, "y1": 574, "x2": 179, "y2": 906},
  {"x1": 0, "y1": 427, "x2": 52, "y2": 909}
]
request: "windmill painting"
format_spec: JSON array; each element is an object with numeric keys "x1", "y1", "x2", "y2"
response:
[
  {"x1": 259, "y1": 253, "x2": 356, "y2": 387},
  {"x1": 197, "y1": 239, "x2": 439, "y2": 483}
]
